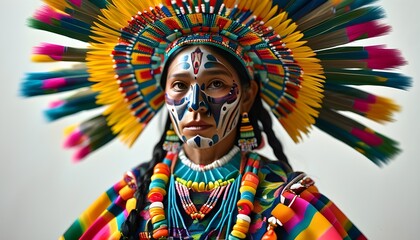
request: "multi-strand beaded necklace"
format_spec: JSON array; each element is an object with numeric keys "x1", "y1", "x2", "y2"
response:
[{"x1": 147, "y1": 146, "x2": 261, "y2": 239}]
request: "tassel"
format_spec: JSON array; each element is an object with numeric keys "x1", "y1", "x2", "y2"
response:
[
  {"x1": 162, "y1": 124, "x2": 181, "y2": 152},
  {"x1": 238, "y1": 112, "x2": 258, "y2": 152}
]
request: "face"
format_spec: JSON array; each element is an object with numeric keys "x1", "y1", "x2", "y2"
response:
[{"x1": 165, "y1": 46, "x2": 243, "y2": 149}]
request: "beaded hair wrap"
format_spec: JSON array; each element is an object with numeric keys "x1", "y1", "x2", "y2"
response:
[
  {"x1": 24, "y1": 0, "x2": 410, "y2": 164},
  {"x1": 162, "y1": 124, "x2": 181, "y2": 153},
  {"x1": 238, "y1": 112, "x2": 258, "y2": 152}
]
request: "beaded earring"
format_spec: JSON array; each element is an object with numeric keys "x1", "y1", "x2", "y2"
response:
[
  {"x1": 163, "y1": 124, "x2": 181, "y2": 152},
  {"x1": 238, "y1": 112, "x2": 258, "y2": 152}
]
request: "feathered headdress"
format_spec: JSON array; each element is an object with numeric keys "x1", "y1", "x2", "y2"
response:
[{"x1": 23, "y1": 0, "x2": 410, "y2": 165}]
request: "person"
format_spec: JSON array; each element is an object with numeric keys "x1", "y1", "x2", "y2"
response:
[{"x1": 23, "y1": 0, "x2": 410, "y2": 239}]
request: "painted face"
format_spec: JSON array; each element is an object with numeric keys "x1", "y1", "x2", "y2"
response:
[{"x1": 165, "y1": 46, "x2": 242, "y2": 149}]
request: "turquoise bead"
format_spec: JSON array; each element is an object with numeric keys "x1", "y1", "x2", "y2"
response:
[
  {"x1": 240, "y1": 191, "x2": 254, "y2": 202},
  {"x1": 153, "y1": 219, "x2": 168, "y2": 229},
  {"x1": 163, "y1": 158, "x2": 172, "y2": 166},
  {"x1": 149, "y1": 180, "x2": 166, "y2": 190}
]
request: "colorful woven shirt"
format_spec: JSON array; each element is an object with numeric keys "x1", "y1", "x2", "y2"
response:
[{"x1": 60, "y1": 153, "x2": 366, "y2": 240}]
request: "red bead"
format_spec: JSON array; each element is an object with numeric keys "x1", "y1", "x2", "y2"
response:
[
  {"x1": 246, "y1": 158, "x2": 254, "y2": 167},
  {"x1": 166, "y1": 152, "x2": 177, "y2": 161},
  {"x1": 238, "y1": 202, "x2": 252, "y2": 215},
  {"x1": 148, "y1": 191, "x2": 163, "y2": 202},
  {"x1": 252, "y1": 160, "x2": 260, "y2": 169}
]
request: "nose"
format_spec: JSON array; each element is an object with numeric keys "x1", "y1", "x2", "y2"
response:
[{"x1": 188, "y1": 84, "x2": 208, "y2": 112}]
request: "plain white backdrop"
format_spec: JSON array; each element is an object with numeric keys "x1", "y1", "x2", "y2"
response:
[{"x1": 1, "y1": 1, "x2": 419, "y2": 239}]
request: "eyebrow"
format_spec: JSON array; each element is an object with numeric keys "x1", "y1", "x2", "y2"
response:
[
  {"x1": 202, "y1": 68, "x2": 233, "y2": 77},
  {"x1": 204, "y1": 62, "x2": 233, "y2": 77},
  {"x1": 167, "y1": 72, "x2": 191, "y2": 79}
]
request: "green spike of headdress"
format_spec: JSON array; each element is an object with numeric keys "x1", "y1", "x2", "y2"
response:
[{"x1": 24, "y1": 0, "x2": 410, "y2": 164}]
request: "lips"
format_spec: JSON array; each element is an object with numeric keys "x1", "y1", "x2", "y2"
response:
[{"x1": 183, "y1": 121, "x2": 212, "y2": 132}]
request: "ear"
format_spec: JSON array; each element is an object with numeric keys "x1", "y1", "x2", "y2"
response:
[{"x1": 241, "y1": 80, "x2": 259, "y2": 113}]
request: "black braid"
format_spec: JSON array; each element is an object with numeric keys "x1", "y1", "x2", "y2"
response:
[
  {"x1": 120, "y1": 116, "x2": 171, "y2": 239},
  {"x1": 248, "y1": 89, "x2": 290, "y2": 167}
]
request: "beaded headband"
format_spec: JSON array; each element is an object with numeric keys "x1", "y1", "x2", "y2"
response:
[
  {"x1": 165, "y1": 34, "x2": 254, "y2": 78},
  {"x1": 24, "y1": 0, "x2": 410, "y2": 164}
]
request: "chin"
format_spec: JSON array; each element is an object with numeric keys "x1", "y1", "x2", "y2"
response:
[{"x1": 184, "y1": 135, "x2": 219, "y2": 149}]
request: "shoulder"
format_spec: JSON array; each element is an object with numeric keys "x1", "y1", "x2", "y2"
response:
[
  {"x1": 251, "y1": 152, "x2": 292, "y2": 184},
  {"x1": 250, "y1": 152, "x2": 289, "y2": 214},
  {"x1": 248, "y1": 153, "x2": 291, "y2": 237}
]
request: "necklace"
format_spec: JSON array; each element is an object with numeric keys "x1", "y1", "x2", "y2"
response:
[
  {"x1": 175, "y1": 180, "x2": 229, "y2": 220},
  {"x1": 147, "y1": 147, "x2": 261, "y2": 239},
  {"x1": 175, "y1": 146, "x2": 241, "y2": 192},
  {"x1": 178, "y1": 146, "x2": 240, "y2": 171}
]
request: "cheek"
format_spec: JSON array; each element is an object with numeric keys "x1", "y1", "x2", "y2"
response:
[
  {"x1": 165, "y1": 92, "x2": 190, "y2": 119},
  {"x1": 207, "y1": 84, "x2": 241, "y2": 129},
  {"x1": 166, "y1": 103, "x2": 184, "y2": 139}
]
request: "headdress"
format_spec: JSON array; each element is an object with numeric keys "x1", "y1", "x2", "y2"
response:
[{"x1": 23, "y1": 0, "x2": 410, "y2": 164}]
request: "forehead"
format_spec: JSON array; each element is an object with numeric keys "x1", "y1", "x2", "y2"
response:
[{"x1": 167, "y1": 45, "x2": 234, "y2": 71}]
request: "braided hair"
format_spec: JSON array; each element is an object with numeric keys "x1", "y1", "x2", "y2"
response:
[
  {"x1": 120, "y1": 117, "x2": 171, "y2": 239},
  {"x1": 249, "y1": 88, "x2": 290, "y2": 164},
  {"x1": 120, "y1": 44, "x2": 291, "y2": 239}
]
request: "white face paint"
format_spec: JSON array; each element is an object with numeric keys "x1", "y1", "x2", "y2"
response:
[{"x1": 164, "y1": 46, "x2": 243, "y2": 149}]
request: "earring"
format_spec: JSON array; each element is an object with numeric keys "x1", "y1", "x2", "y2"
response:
[
  {"x1": 163, "y1": 124, "x2": 181, "y2": 152},
  {"x1": 238, "y1": 112, "x2": 258, "y2": 152}
]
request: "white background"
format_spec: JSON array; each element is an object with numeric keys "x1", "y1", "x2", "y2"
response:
[{"x1": 1, "y1": 1, "x2": 419, "y2": 239}]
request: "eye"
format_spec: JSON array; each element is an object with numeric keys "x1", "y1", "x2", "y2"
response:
[
  {"x1": 172, "y1": 81, "x2": 188, "y2": 92},
  {"x1": 208, "y1": 80, "x2": 226, "y2": 89}
]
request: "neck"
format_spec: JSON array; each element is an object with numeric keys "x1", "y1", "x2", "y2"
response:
[{"x1": 182, "y1": 131, "x2": 237, "y2": 165}]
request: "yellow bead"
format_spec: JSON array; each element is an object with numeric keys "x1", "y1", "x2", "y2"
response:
[
  {"x1": 231, "y1": 229, "x2": 247, "y2": 239},
  {"x1": 176, "y1": 177, "x2": 186, "y2": 185},
  {"x1": 151, "y1": 173, "x2": 169, "y2": 183},
  {"x1": 191, "y1": 182, "x2": 199, "y2": 191},
  {"x1": 149, "y1": 208, "x2": 164, "y2": 218},
  {"x1": 236, "y1": 218, "x2": 251, "y2": 226},
  {"x1": 126, "y1": 198, "x2": 137, "y2": 212},
  {"x1": 233, "y1": 223, "x2": 249, "y2": 233},
  {"x1": 187, "y1": 180, "x2": 193, "y2": 188},
  {"x1": 240, "y1": 185, "x2": 257, "y2": 195},
  {"x1": 208, "y1": 181, "x2": 214, "y2": 190},
  {"x1": 199, "y1": 182, "x2": 205, "y2": 191},
  {"x1": 151, "y1": 214, "x2": 165, "y2": 224}
]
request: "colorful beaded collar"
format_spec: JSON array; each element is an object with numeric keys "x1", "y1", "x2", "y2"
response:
[{"x1": 147, "y1": 147, "x2": 261, "y2": 239}]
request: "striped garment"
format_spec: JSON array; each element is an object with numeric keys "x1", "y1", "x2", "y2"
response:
[{"x1": 60, "y1": 154, "x2": 365, "y2": 239}]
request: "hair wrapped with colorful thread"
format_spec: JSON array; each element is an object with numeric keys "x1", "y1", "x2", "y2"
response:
[{"x1": 23, "y1": 0, "x2": 410, "y2": 165}]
